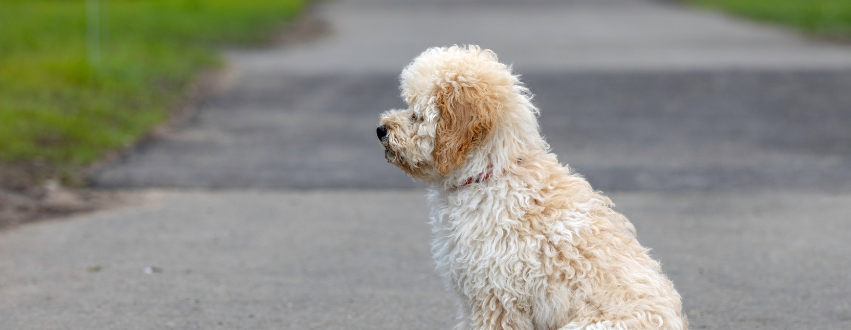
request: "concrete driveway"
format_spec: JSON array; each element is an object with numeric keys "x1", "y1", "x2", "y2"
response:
[{"x1": 3, "y1": 0, "x2": 851, "y2": 329}]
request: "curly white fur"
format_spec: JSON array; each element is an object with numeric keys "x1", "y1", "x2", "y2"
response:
[{"x1": 378, "y1": 45, "x2": 687, "y2": 330}]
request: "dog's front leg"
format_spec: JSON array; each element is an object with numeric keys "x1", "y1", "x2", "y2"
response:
[{"x1": 464, "y1": 291, "x2": 534, "y2": 330}]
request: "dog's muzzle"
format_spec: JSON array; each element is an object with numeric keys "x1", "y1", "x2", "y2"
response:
[{"x1": 384, "y1": 149, "x2": 397, "y2": 163}]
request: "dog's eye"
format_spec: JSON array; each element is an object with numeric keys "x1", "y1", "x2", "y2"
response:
[{"x1": 410, "y1": 113, "x2": 419, "y2": 122}]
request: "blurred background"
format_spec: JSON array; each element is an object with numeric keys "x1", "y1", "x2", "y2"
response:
[
  {"x1": 1, "y1": 0, "x2": 850, "y2": 329},
  {"x1": 0, "y1": 0, "x2": 305, "y2": 224}
]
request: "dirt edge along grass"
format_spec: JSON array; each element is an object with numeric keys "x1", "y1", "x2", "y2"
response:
[{"x1": 0, "y1": 0, "x2": 306, "y2": 189}]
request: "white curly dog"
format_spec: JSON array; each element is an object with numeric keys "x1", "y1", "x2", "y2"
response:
[{"x1": 377, "y1": 45, "x2": 687, "y2": 330}]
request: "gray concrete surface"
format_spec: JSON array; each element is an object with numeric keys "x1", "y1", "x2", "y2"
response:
[
  {"x1": 2, "y1": 191, "x2": 850, "y2": 329},
  {"x1": 0, "y1": 191, "x2": 451, "y2": 330},
  {"x1": 5, "y1": 0, "x2": 851, "y2": 329}
]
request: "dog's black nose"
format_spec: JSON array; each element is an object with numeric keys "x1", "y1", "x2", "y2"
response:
[{"x1": 376, "y1": 125, "x2": 388, "y2": 141}]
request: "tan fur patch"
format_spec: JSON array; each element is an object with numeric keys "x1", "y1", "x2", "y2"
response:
[{"x1": 433, "y1": 83, "x2": 502, "y2": 174}]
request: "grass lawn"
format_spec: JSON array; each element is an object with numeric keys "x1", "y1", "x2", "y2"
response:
[
  {"x1": 685, "y1": 0, "x2": 851, "y2": 39},
  {"x1": 0, "y1": 0, "x2": 304, "y2": 187}
]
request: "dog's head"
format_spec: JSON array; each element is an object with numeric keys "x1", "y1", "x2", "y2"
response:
[{"x1": 377, "y1": 45, "x2": 540, "y2": 184}]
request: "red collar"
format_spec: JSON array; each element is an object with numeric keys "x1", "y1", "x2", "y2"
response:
[
  {"x1": 451, "y1": 165, "x2": 494, "y2": 190},
  {"x1": 449, "y1": 159, "x2": 521, "y2": 190}
]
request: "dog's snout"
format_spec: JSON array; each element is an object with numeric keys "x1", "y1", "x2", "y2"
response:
[{"x1": 377, "y1": 125, "x2": 388, "y2": 141}]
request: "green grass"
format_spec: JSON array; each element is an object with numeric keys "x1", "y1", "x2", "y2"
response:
[
  {"x1": 0, "y1": 0, "x2": 304, "y2": 183},
  {"x1": 685, "y1": 0, "x2": 851, "y2": 38}
]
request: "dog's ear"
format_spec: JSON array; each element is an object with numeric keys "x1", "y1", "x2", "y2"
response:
[{"x1": 433, "y1": 83, "x2": 500, "y2": 175}]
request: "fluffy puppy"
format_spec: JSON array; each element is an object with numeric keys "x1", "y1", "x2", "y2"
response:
[{"x1": 377, "y1": 45, "x2": 687, "y2": 330}]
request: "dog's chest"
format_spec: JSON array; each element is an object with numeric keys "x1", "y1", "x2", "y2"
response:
[{"x1": 428, "y1": 192, "x2": 547, "y2": 292}]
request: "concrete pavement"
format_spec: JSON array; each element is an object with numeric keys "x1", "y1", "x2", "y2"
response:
[
  {"x1": 4, "y1": 0, "x2": 851, "y2": 329},
  {"x1": 2, "y1": 191, "x2": 850, "y2": 329},
  {"x1": 0, "y1": 191, "x2": 451, "y2": 330}
]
